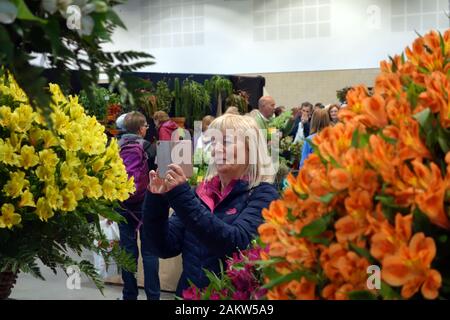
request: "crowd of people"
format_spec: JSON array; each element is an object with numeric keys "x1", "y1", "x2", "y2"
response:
[{"x1": 113, "y1": 96, "x2": 343, "y2": 300}]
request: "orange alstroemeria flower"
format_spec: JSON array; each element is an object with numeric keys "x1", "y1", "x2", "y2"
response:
[
  {"x1": 262, "y1": 200, "x2": 288, "y2": 225},
  {"x1": 320, "y1": 243, "x2": 370, "y2": 287},
  {"x1": 353, "y1": 95, "x2": 388, "y2": 129},
  {"x1": 411, "y1": 161, "x2": 450, "y2": 230},
  {"x1": 365, "y1": 135, "x2": 399, "y2": 184},
  {"x1": 406, "y1": 31, "x2": 445, "y2": 72},
  {"x1": 286, "y1": 278, "x2": 317, "y2": 300},
  {"x1": 382, "y1": 233, "x2": 442, "y2": 300},
  {"x1": 258, "y1": 223, "x2": 279, "y2": 244},
  {"x1": 385, "y1": 97, "x2": 412, "y2": 127},
  {"x1": 369, "y1": 213, "x2": 413, "y2": 261},
  {"x1": 375, "y1": 73, "x2": 403, "y2": 99},
  {"x1": 398, "y1": 119, "x2": 431, "y2": 161},
  {"x1": 317, "y1": 122, "x2": 356, "y2": 164},
  {"x1": 335, "y1": 190, "x2": 373, "y2": 244},
  {"x1": 322, "y1": 283, "x2": 357, "y2": 300},
  {"x1": 339, "y1": 86, "x2": 369, "y2": 123},
  {"x1": 285, "y1": 238, "x2": 317, "y2": 268},
  {"x1": 418, "y1": 71, "x2": 449, "y2": 115},
  {"x1": 266, "y1": 283, "x2": 290, "y2": 300}
]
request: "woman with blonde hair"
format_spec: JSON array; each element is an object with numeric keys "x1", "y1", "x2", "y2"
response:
[
  {"x1": 224, "y1": 106, "x2": 240, "y2": 115},
  {"x1": 299, "y1": 109, "x2": 331, "y2": 168},
  {"x1": 143, "y1": 114, "x2": 278, "y2": 296},
  {"x1": 153, "y1": 111, "x2": 179, "y2": 141}
]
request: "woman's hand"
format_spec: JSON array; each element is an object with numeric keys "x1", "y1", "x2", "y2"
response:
[
  {"x1": 148, "y1": 170, "x2": 168, "y2": 194},
  {"x1": 148, "y1": 165, "x2": 188, "y2": 194},
  {"x1": 165, "y1": 164, "x2": 187, "y2": 192}
]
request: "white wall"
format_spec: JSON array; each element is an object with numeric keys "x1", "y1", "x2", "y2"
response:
[{"x1": 103, "y1": 0, "x2": 450, "y2": 74}]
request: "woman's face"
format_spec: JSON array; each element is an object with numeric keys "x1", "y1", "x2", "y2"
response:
[
  {"x1": 211, "y1": 131, "x2": 248, "y2": 178},
  {"x1": 330, "y1": 107, "x2": 339, "y2": 122}
]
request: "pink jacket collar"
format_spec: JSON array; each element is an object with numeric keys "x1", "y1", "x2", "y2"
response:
[{"x1": 196, "y1": 176, "x2": 240, "y2": 213}]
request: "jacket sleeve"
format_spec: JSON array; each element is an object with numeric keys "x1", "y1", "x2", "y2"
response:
[
  {"x1": 165, "y1": 183, "x2": 279, "y2": 257},
  {"x1": 299, "y1": 138, "x2": 313, "y2": 169},
  {"x1": 142, "y1": 190, "x2": 185, "y2": 258}
]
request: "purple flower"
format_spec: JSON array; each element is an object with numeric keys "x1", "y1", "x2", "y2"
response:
[
  {"x1": 232, "y1": 291, "x2": 250, "y2": 300},
  {"x1": 253, "y1": 288, "x2": 268, "y2": 300}
]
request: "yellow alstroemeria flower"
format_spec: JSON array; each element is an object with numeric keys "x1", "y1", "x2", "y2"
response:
[
  {"x1": 49, "y1": 83, "x2": 68, "y2": 104},
  {"x1": 0, "y1": 138, "x2": 20, "y2": 166},
  {"x1": 60, "y1": 189, "x2": 77, "y2": 212},
  {"x1": 60, "y1": 131, "x2": 81, "y2": 152},
  {"x1": 39, "y1": 149, "x2": 59, "y2": 168},
  {"x1": 45, "y1": 184, "x2": 63, "y2": 210},
  {"x1": 41, "y1": 130, "x2": 58, "y2": 149},
  {"x1": 19, "y1": 145, "x2": 39, "y2": 169},
  {"x1": 68, "y1": 97, "x2": 85, "y2": 120},
  {"x1": 51, "y1": 109, "x2": 70, "y2": 134},
  {"x1": 19, "y1": 189, "x2": 36, "y2": 208},
  {"x1": 60, "y1": 162, "x2": 77, "y2": 183},
  {"x1": 65, "y1": 179, "x2": 84, "y2": 201},
  {"x1": 3, "y1": 171, "x2": 29, "y2": 198},
  {"x1": 10, "y1": 104, "x2": 35, "y2": 133},
  {"x1": 36, "y1": 198, "x2": 54, "y2": 222},
  {"x1": 0, "y1": 106, "x2": 12, "y2": 127},
  {"x1": 35, "y1": 165, "x2": 55, "y2": 182},
  {"x1": 102, "y1": 179, "x2": 118, "y2": 201},
  {"x1": 92, "y1": 157, "x2": 106, "y2": 173},
  {"x1": 0, "y1": 203, "x2": 22, "y2": 229},
  {"x1": 29, "y1": 127, "x2": 43, "y2": 147},
  {"x1": 81, "y1": 175, "x2": 103, "y2": 199},
  {"x1": 65, "y1": 151, "x2": 81, "y2": 167}
]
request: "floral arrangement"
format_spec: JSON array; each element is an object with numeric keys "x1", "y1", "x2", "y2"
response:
[
  {"x1": 0, "y1": 0, "x2": 153, "y2": 117},
  {"x1": 79, "y1": 86, "x2": 121, "y2": 122},
  {"x1": 0, "y1": 72, "x2": 136, "y2": 292},
  {"x1": 280, "y1": 136, "x2": 303, "y2": 168},
  {"x1": 258, "y1": 30, "x2": 450, "y2": 300},
  {"x1": 182, "y1": 243, "x2": 268, "y2": 300}
]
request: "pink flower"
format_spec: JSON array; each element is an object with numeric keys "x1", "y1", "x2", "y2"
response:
[{"x1": 182, "y1": 287, "x2": 201, "y2": 300}]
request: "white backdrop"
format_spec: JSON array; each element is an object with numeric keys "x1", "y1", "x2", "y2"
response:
[{"x1": 102, "y1": 0, "x2": 450, "y2": 74}]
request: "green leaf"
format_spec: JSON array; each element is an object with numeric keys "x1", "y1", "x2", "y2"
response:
[
  {"x1": 262, "y1": 270, "x2": 312, "y2": 290},
  {"x1": 437, "y1": 126, "x2": 450, "y2": 153},
  {"x1": 380, "y1": 281, "x2": 402, "y2": 300},
  {"x1": 298, "y1": 213, "x2": 333, "y2": 238},
  {"x1": 319, "y1": 193, "x2": 336, "y2": 204},
  {"x1": 308, "y1": 236, "x2": 331, "y2": 246},
  {"x1": 349, "y1": 242, "x2": 376, "y2": 264},
  {"x1": 348, "y1": 290, "x2": 378, "y2": 300},
  {"x1": 413, "y1": 108, "x2": 432, "y2": 130},
  {"x1": 11, "y1": 0, "x2": 46, "y2": 23},
  {"x1": 0, "y1": 26, "x2": 14, "y2": 62}
]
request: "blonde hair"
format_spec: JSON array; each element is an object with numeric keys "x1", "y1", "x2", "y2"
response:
[
  {"x1": 202, "y1": 115, "x2": 215, "y2": 131},
  {"x1": 153, "y1": 111, "x2": 170, "y2": 123},
  {"x1": 124, "y1": 111, "x2": 146, "y2": 134},
  {"x1": 310, "y1": 109, "x2": 331, "y2": 134},
  {"x1": 205, "y1": 114, "x2": 275, "y2": 188},
  {"x1": 225, "y1": 106, "x2": 240, "y2": 115}
]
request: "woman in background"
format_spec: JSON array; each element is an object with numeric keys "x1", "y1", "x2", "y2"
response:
[
  {"x1": 153, "y1": 111, "x2": 179, "y2": 141},
  {"x1": 299, "y1": 109, "x2": 331, "y2": 169},
  {"x1": 328, "y1": 104, "x2": 340, "y2": 126}
]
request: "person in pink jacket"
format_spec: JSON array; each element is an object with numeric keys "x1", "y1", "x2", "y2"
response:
[{"x1": 153, "y1": 111, "x2": 179, "y2": 141}]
